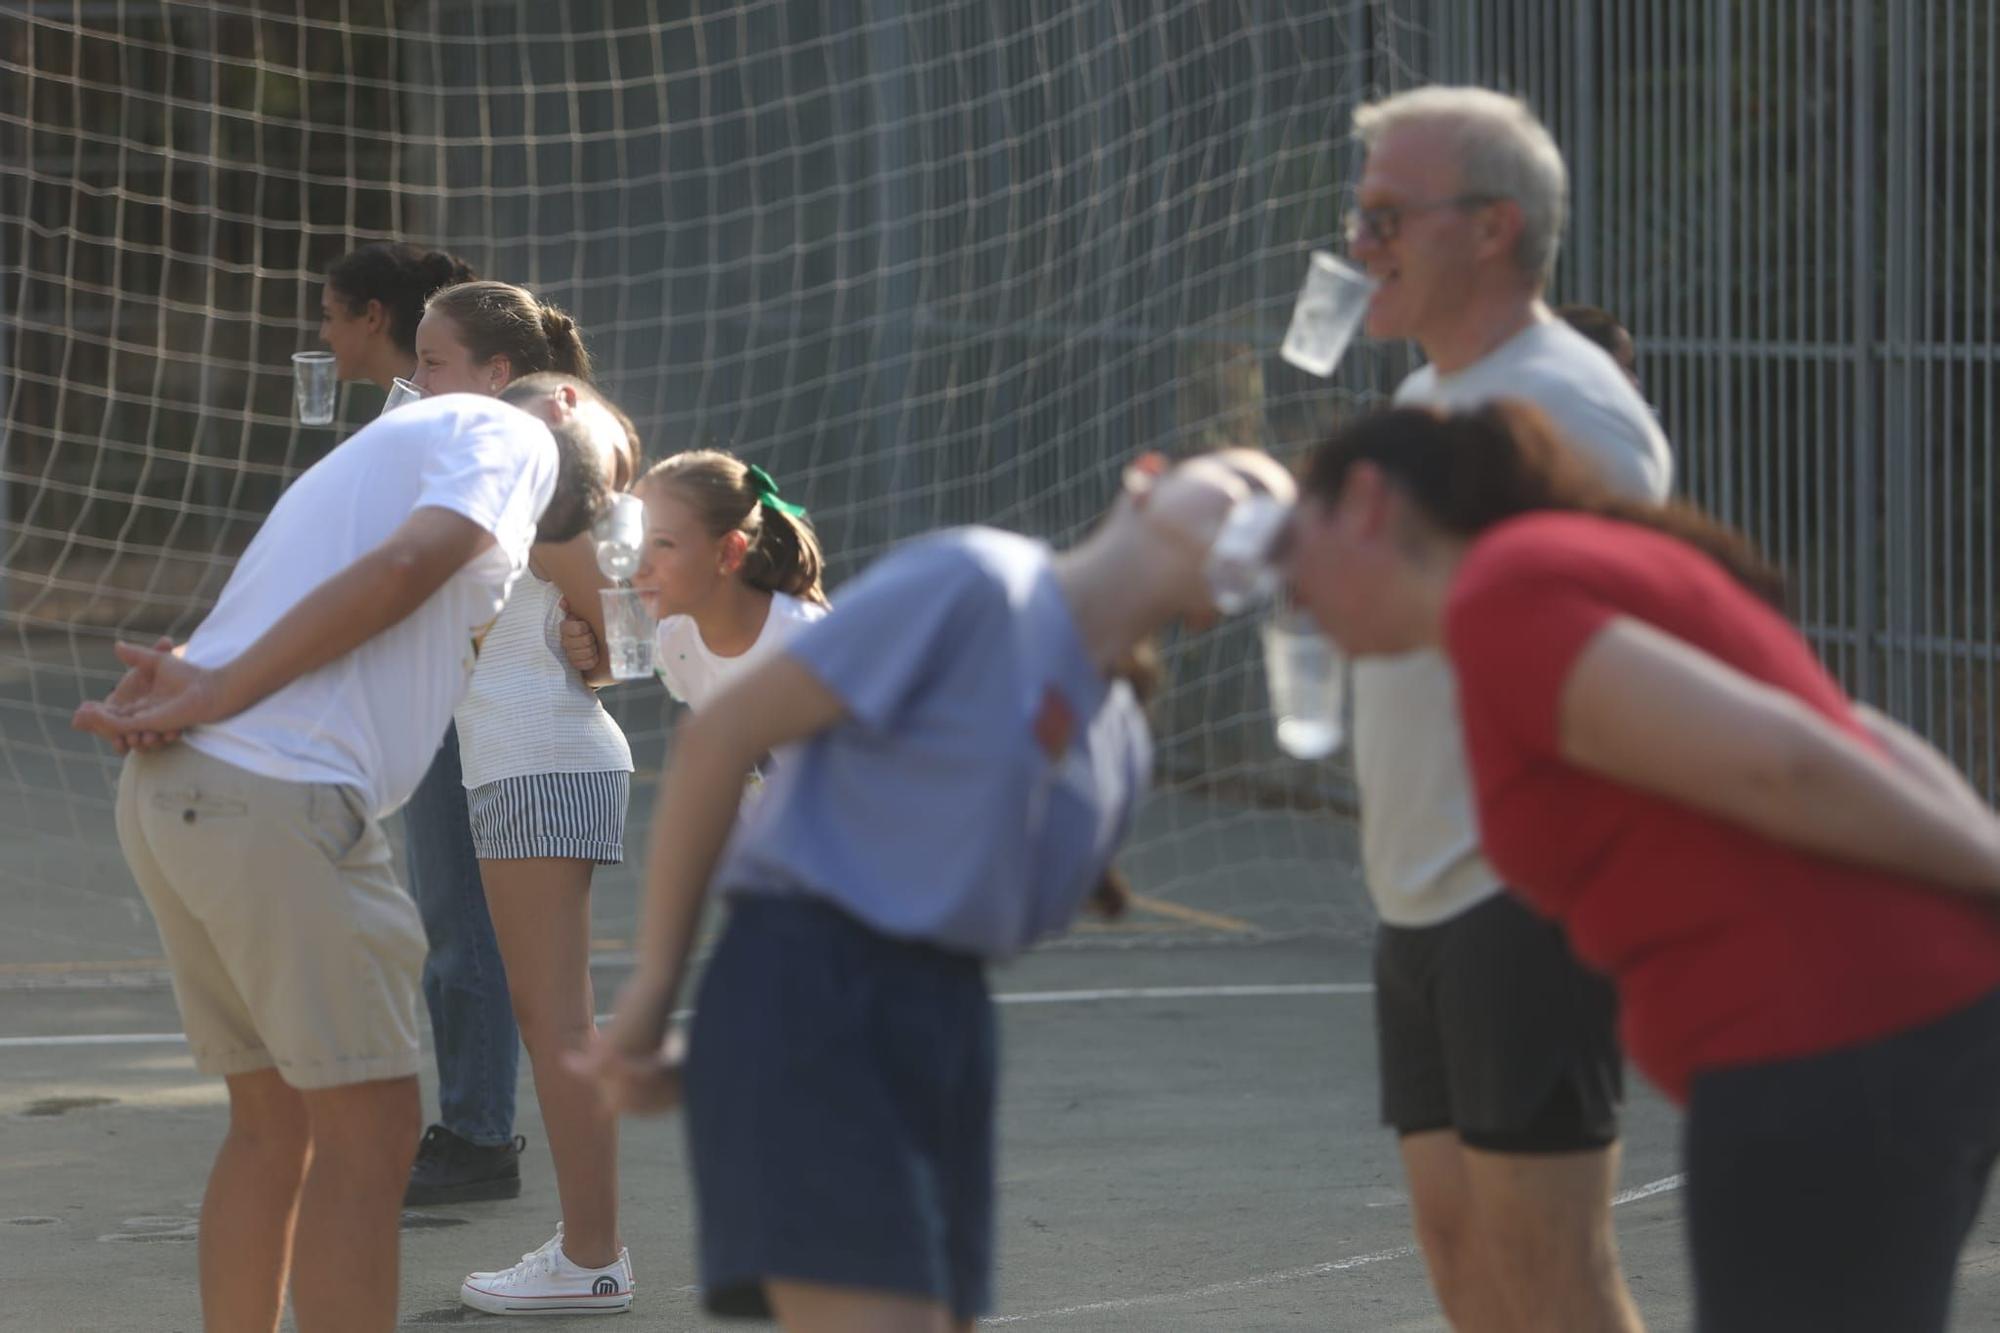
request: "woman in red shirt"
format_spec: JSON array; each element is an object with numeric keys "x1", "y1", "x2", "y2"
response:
[{"x1": 1288, "y1": 401, "x2": 2000, "y2": 1333}]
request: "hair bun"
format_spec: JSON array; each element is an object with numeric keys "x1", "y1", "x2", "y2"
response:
[
  {"x1": 542, "y1": 307, "x2": 575, "y2": 338},
  {"x1": 427, "y1": 250, "x2": 476, "y2": 286}
]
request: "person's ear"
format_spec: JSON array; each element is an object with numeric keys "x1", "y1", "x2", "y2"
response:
[
  {"x1": 363, "y1": 299, "x2": 388, "y2": 332},
  {"x1": 718, "y1": 529, "x2": 749, "y2": 576},
  {"x1": 1478, "y1": 199, "x2": 1524, "y2": 266},
  {"x1": 1344, "y1": 462, "x2": 1396, "y2": 541},
  {"x1": 1122, "y1": 450, "x2": 1170, "y2": 508},
  {"x1": 487, "y1": 356, "x2": 514, "y2": 393}
]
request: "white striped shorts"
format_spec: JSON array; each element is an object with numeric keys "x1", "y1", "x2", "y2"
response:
[{"x1": 466, "y1": 770, "x2": 630, "y2": 864}]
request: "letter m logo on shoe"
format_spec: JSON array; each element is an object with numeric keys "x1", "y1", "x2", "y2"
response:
[{"x1": 592, "y1": 1276, "x2": 621, "y2": 1296}]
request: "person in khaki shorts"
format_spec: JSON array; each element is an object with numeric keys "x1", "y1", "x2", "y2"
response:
[{"x1": 72, "y1": 373, "x2": 631, "y2": 1333}]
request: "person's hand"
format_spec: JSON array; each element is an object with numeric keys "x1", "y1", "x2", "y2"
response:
[
  {"x1": 557, "y1": 596, "x2": 601, "y2": 673},
  {"x1": 81, "y1": 635, "x2": 182, "y2": 754},
  {"x1": 568, "y1": 970, "x2": 684, "y2": 1114},
  {"x1": 567, "y1": 1026, "x2": 685, "y2": 1116},
  {"x1": 72, "y1": 640, "x2": 231, "y2": 749}
]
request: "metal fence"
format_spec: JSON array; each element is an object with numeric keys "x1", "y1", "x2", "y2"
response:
[{"x1": 1433, "y1": 0, "x2": 2000, "y2": 792}]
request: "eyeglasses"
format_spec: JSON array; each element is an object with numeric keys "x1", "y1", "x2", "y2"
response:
[{"x1": 1343, "y1": 194, "x2": 1501, "y2": 247}]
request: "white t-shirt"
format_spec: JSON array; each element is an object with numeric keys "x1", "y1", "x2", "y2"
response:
[
  {"x1": 654, "y1": 591, "x2": 829, "y2": 711},
  {"x1": 182, "y1": 395, "x2": 556, "y2": 817},
  {"x1": 1353, "y1": 316, "x2": 1674, "y2": 927}
]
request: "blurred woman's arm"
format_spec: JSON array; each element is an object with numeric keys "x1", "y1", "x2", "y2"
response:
[
  {"x1": 1559, "y1": 617, "x2": 2000, "y2": 896},
  {"x1": 1852, "y1": 704, "x2": 1995, "y2": 822},
  {"x1": 580, "y1": 654, "x2": 846, "y2": 1112}
]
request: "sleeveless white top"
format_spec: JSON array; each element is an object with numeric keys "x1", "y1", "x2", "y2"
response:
[{"x1": 455, "y1": 571, "x2": 634, "y2": 789}]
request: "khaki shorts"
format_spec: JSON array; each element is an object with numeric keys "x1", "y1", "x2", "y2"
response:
[{"x1": 115, "y1": 746, "x2": 427, "y2": 1090}]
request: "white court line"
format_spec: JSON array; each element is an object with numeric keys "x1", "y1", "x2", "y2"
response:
[
  {"x1": 996, "y1": 982, "x2": 1373, "y2": 1005},
  {"x1": 0, "y1": 982, "x2": 1374, "y2": 1049},
  {"x1": 990, "y1": 1174, "x2": 1687, "y2": 1324}
]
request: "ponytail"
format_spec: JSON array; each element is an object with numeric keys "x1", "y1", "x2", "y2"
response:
[
  {"x1": 639, "y1": 450, "x2": 829, "y2": 606},
  {"x1": 538, "y1": 306, "x2": 593, "y2": 382},
  {"x1": 1302, "y1": 401, "x2": 1785, "y2": 607}
]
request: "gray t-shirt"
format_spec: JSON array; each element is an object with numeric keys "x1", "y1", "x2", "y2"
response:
[{"x1": 1353, "y1": 316, "x2": 1673, "y2": 926}]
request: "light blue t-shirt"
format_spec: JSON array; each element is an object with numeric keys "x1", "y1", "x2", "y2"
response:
[{"x1": 713, "y1": 527, "x2": 1153, "y2": 961}]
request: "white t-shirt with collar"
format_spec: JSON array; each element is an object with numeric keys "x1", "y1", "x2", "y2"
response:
[
  {"x1": 181, "y1": 394, "x2": 556, "y2": 817},
  {"x1": 654, "y1": 591, "x2": 829, "y2": 710},
  {"x1": 1352, "y1": 316, "x2": 1674, "y2": 927}
]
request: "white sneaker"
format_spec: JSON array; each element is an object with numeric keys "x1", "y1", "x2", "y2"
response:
[{"x1": 460, "y1": 1225, "x2": 636, "y2": 1316}]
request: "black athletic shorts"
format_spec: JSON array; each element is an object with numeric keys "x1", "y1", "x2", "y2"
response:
[
  {"x1": 1684, "y1": 986, "x2": 2000, "y2": 1333},
  {"x1": 1375, "y1": 891, "x2": 1622, "y2": 1152}
]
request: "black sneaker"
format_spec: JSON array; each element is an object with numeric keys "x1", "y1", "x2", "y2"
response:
[{"x1": 404, "y1": 1124, "x2": 526, "y2": 1206}]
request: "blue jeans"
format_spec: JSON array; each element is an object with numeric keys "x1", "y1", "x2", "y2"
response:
[{"x1": 403, "y1": 723, "x2": 517, "y2": 1146}]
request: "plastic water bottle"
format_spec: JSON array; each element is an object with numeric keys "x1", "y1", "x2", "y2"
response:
[{"x1": 593, "y1": 493, "x2": 645, "y2": 580}]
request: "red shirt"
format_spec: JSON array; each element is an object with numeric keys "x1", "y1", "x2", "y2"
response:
[{"x1": 1445, "y1": 512, "x2": 2000, "y2": 1104}]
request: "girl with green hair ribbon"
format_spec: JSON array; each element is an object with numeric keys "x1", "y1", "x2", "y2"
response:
[{"x1": 560, "y1": 450, "x2": 830, "y2": 714}]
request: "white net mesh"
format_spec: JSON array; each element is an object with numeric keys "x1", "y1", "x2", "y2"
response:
[{"x1": 1, "y1": 1, "x2": 1433, "y2": 958}]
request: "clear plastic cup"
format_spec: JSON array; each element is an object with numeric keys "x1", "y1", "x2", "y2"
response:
[
  {"x1": 292, "y1": 351, "x2": 337, "y2": 425},
  {"x1": 599, "y1": 587, "x2": 657, "y2": 680},
  {"x1": 593, "y1": 493, "x2": 646, "y2": 580},
  {"x1": 380, "y1": 377, "x2": 423, "y2": 414},
  {"x1": 1258, "y1": 609, "x2": 1346, "y2": 759},
  {"x1": 1280, "y1": 252, "x2": 1378, "y2": 378}
]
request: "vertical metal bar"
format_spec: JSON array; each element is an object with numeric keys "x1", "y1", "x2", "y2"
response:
[
  {"x1": 1712, "y1": 0, "x2": 1732, "y2": 521},
  {"x1": 1885, "y1": 0, "x2": 1916, "y2": 721},
  {"x1": 1851, "y1": 0, "x2": 1878, "y2": 702},
  {"x1": 1800, "y1": 0, "x2": 1816, "y2": 644},
  {"x1": 1755, "y1": 0, "x2": 1771, "y2": 549},
  {"x1": 1670, "y1": 0, "x2": 1687, "y2": 470},
  {"x1": 1935, "y1": 0, "x2": 1955, "y2": 757},
  {"x1": 1811, "y1": 5, "x2": 1831, "y2": 669},
  {"x1": 1834, "y1": 0, "x2": 1854, "y2": 684},
  {"x1": 1918, "y1": 0, "x2": 1939, "y2": 744},
  {"x1": 1985, "y1": 0, "x2": 1997, "y2": 797},
  {"x1": 1572, "y1": 0, "x2": 1595, "y2": 300}
]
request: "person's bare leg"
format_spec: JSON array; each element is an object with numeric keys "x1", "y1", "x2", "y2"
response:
[
  {"x1": 765, "y1": 1279, "x2": 955, "y2": 1333},
  {"x1": 198, "y1": 1069, "x2": 311, "y2": 1333},
  {"x1": 482, "y1": 855, "x2": 620, "y2": 1268},
  {"x1": 290, "y1": 1076, "x2": 421, "y2": 1333},
  {"x1": 1462, "y1": 1142, "x2": 1644, "y2": 1333},
  {"x1": 1399, "y1": 1129, "x2": 1512, "y2": 1333}
]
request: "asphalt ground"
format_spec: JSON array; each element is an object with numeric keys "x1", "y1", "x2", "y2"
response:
[{"x1": 4, "y1": 659, "x2": 2000, "y2": 1330}]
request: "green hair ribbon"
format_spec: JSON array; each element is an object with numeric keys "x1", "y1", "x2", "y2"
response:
[{"x1": 745, "y1": 463, "x2": 807, "y2": 519}]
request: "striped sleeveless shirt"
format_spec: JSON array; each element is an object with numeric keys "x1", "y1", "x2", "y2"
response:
[{"x1": 455, "y1": 572, "x2": 633, "y2": 789}]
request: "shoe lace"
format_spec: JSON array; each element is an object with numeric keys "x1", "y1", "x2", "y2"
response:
[{"x1": 504, "y1": 1227, "x2": 565, "y2": 1281}]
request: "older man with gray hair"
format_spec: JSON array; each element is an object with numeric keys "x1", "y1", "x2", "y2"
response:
[{"x1": 1340, "y1": 86, "x2": 1669, "y2": 1332}]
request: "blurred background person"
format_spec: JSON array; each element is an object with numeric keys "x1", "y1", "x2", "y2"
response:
[{"x1": 1556, "y1": 302, "x2": 1642, "y2": 390}]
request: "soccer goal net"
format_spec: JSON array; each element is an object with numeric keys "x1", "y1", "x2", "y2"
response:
[{"x1": 1, "y1": 1, "x2": 1433, "y2": 958}]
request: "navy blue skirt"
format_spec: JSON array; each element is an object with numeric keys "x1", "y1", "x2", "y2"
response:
[{"x1": 683, "y1": 895, "x2": 997, "y2": 1321}]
